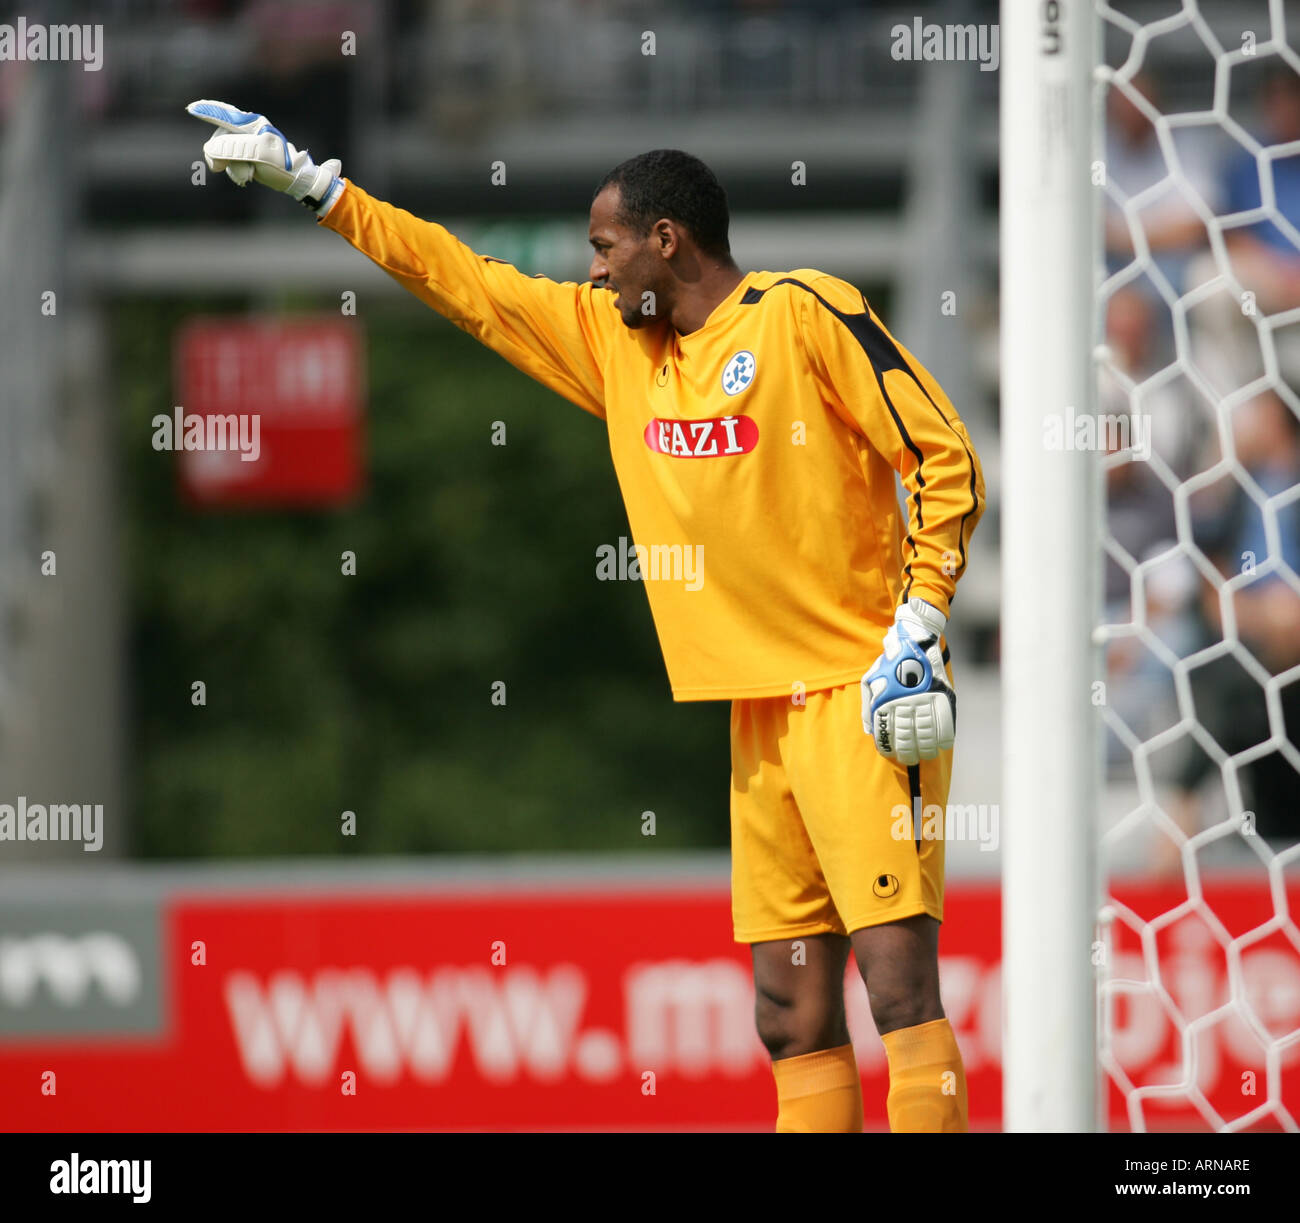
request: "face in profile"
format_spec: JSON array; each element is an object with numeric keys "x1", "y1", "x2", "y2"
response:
[{"x1": 587, "y1": 185, "x2": 669, "y2": 330}]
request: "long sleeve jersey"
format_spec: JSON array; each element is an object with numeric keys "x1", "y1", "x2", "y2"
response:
[{"x1": 320, "y1": 182, "x2": 985, "y2": 701}]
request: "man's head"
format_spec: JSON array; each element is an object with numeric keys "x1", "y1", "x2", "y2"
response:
[
  {"x1": 1260, "y1": 65, "x2": 1300, "y2": 143},
  {"x1": 1107, "y1": 71, "x2": 1160, "y2": 148},
  {"x1": 588, "y1": 149, "x2": 734, "y2": 329}
]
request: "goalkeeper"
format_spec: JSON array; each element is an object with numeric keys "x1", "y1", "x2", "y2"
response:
[{"x1": 188, "y1": 101, "x2": 986, "y2": 1133}]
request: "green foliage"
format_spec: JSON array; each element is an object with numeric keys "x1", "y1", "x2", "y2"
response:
[{"x1": 116, "y1": 299, "x2": 728, "y2": 857}]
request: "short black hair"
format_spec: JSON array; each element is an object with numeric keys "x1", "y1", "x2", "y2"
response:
[{"x1": 594, "y1": 150, "x2": 732, "y2": 260}]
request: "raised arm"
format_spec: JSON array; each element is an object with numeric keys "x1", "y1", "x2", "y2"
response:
[
  {"x1": 187, "y1": 100, "x2": 615, "y2": 419},
  {"x1": 319, "y1": 182, "x2": 614, "y2": 418}
]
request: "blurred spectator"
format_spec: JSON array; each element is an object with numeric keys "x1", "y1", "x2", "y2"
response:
[
  {"x1": 1189, "y1": 65, "x2": 1300, "y2": 396},
  {"x1": 1103, "y1": 485, "x2": 1181, "y2": 763},
  {"x1": 1220, "y1": 68, "x2": 1300, "y2": 315},
  {"x1": 1100, "y1": 289, "x2": 1208, "y2": 770},
  {"x1": 1157, "y1": 392, "x2": 1300, "y2": 869},
  {"x1": 1105, "y1": 71, "x2": 1219, "y2": 297},
  {"x1": 1101, "y1": 286, "x2": 1211, "y2": 480}
]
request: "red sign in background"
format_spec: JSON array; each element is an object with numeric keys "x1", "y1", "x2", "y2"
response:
[
  {"x1": 0, "y1": 878, "x2": 1295, "y2": 1131},
  {"x1": 172, "y1": 317, "x2": 364, "y2": 507}
]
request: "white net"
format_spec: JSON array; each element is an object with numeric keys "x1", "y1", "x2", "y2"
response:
[{"x1": 1094, "y1": 0, "x2": 1300, "y2": 1132}]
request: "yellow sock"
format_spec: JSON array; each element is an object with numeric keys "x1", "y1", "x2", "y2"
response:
[
  {"x1": 771, "y1": 1043, "x2": 864, "y2": 1133},
  {"x1": 880, "y1": 1017, "x2": 968, "y2": 1132}
]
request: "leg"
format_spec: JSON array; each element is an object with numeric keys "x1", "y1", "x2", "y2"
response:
[
  {"x1": 751, "y1": 932, "x2": 851, "y2": 1058},
  {"x1": 751, "y1": 933, "x2": 863, "y2": 1133},
  {"x1": 761, "y1": 681, "x2": 966, "y2": 1132},
  {"x1": 849, "y1": 912, "x2": 943, "y2": 1035},
  {"x1": 730, "y1": 694, "x2": 863, "y2": 1131},
  {"x1": 851, "y1": 913, "x2": 967, "y2": 1132}
]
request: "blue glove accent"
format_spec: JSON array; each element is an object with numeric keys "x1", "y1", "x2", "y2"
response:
[
  {"x1": 256, "y1": 123, "x2": 292, "y2": 171},
  {"x1": 861, "y1": 599, "x2": 956, "y2": 763},
  {"x1": 187, "y1": 103, "x2": 291, "y2": 172},
  {"x1": 303, "y1": 175, "x2": 342, "y2": 214},
  {"x1": 864, "y1": 623, "x2": 940, "y2": 716},
  {"x1": 187, "y1": 101, "x2": 262, "y2": 127}
]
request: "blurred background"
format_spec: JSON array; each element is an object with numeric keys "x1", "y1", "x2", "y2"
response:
[{"x1": 0, "y1": 0, "x2": 1295, "y2": 1131}]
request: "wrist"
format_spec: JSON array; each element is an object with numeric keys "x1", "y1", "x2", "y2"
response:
[
  {"x1": 303, "y1": 175, "x2": 344, "y2": 216},
  {"x1": 904, "y1": 596, "x2": 947, "y2": 636}
]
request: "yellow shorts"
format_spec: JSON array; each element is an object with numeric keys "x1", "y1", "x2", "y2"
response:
[{"x1": 729, "y1": 680, "x2": 952, "y2": 943}]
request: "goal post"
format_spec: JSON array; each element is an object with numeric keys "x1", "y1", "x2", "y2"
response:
[{"x1": 1000, "y1": 0, "x2": 1101, "y2": 1132}]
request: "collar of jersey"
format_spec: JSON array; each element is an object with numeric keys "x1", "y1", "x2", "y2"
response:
[{"x1": 673, "y1": 271, "x2": 754, "y2": 341}]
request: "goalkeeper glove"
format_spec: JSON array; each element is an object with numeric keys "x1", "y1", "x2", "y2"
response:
[
  {"x1": 861, "y1": 597, "x2": 955, "y2": 765},
  {"x1": 186, "y1": 99, "x2": 343, "y2": 214}
]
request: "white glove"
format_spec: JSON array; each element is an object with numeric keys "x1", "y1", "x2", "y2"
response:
[
  {"x1": 186, "y1": 100, "x2": 343, "y2": 213},
  {"x1": 861, "y1": 597, "x2": 955, "y2": 766}
]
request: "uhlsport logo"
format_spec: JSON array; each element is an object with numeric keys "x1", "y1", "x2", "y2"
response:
[
  {"x1": 873, "y1": 874, "x2": 900, "y2": 899},
  {"x1": 721, "y1": 350, "x2": 756, "y2": 396}
]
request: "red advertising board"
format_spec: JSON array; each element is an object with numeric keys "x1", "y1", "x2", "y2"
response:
[
  {"x1": 0, "y1": 876, "x2": 1295, "y2": 1131},
  {"x1": 172, "y1": 317, "x2": 364, "y2": 507}
]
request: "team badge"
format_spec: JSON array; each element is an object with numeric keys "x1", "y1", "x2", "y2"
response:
[{"x1": 721, "y1": 350, "x2": 756, "y2": 396}]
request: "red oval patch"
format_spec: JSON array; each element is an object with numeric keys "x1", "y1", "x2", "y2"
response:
[{"x1": 643, "y1": 415, "x2": 759, "y2": 458}]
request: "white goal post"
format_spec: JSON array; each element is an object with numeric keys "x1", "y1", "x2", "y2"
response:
[{"x1": 1000, "y1": 0, "x2": 1101, "y2": 1132}]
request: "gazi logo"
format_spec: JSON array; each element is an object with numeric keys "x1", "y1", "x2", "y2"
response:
[{"x1": 643, "y1": 415, "x2": 758, "y2": 458}]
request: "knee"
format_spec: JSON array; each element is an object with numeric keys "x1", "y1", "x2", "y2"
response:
[
  {"x1": 754, "y1": 984, "x2": 847, "y2": 1060},
  {"x1": 867, "y1": 982, "x2": 943, "y2": 1036}
]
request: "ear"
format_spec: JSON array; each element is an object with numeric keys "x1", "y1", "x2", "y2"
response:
[{"x1": 652, "y1": 218, "x2": 680, "y2": 260}]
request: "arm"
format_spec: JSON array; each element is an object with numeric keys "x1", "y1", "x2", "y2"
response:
[
  {"x1": 799, "y1": 279, "x2": 986, "y2": 617},
  {"x1": 796, "y1": 276, "x2": 986, "y2": 763},
  {"x1": 319, "y1": 181, "x2": 614, "y2": 419},
  {"x1": 187, "y1": 100, "x2": 615, "y2": 419}
]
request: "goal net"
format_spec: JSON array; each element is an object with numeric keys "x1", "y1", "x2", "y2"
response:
[
  {"x1": 1092, "y1": 0, "x2": 1300, "y2": 1133},
  {"x1": 1002, "y1": 0, "x2": 1300, "y2": 1132}
]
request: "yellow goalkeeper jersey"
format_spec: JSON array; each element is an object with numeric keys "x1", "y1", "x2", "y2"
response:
[{"x1": 321, "y1": 182, "x2": 985, "y2": 701}]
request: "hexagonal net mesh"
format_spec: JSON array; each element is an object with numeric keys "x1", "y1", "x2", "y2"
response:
[{"x1": 1094, "y1": 0, "x2": 1300, "y2": 1132}]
